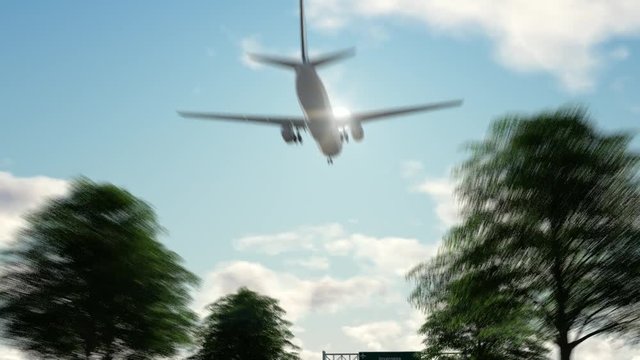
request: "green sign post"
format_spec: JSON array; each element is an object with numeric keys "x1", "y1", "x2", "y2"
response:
[{"x1": 359, "y1": 352, "x2": 420, "y2": 360}]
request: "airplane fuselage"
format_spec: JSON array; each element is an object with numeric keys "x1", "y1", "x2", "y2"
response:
[{"x1": 295, "y1": 64, "x2": 342, "y2": 158}]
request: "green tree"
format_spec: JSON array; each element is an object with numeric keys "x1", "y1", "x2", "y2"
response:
[
  {"x1": 0, "y1": 178, "x2": 199, "y2": 359},
  {"x1": 409, "y1": 107, "x2": 640, "y2": 360},
  {"x1": 410, "y1": 266, "x2": 548, "y2": 360},
  {"x1": 190, "y1": 287, "x2": 299, "y2": 360}
]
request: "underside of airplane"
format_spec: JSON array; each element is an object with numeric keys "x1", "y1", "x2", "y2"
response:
[{"x1": 178, "y1": 0, "x2": 462, "y2": 164}]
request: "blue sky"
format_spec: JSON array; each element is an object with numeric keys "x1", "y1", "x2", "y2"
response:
[{"x1": 1, "y1": 1, "x2": 639, "y2": 359}]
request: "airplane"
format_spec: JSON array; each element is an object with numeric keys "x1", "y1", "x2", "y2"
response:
[{"x1": 178, "y1": 0, "x2": 462, "y2": 164}]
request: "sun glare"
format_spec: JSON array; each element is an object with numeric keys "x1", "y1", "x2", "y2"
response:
[{"x1": 333, "y1": 107, "x2": 352, "y2": 119}]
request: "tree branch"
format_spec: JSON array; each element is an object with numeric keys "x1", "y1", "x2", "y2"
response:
[
  {"x1": 572, "y1": 316, "x2": 640, "y2": 348},
  {"x1": 575, "y1": 304, "x2": 611, "y2": 340}
]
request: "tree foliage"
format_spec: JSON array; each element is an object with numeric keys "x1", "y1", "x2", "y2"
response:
[
  {"x1": 409, "y1": 107, "x2": 640, "y2": 360},
  {"x1": 412, "y1": 266, "x2": 548, "y2": 360},
  {"x1": 0, "y1": 178, "x2": 199, "y2": 359},
  {"x1": 190, "y1": 287, "x2": 299, "y2": 360}
]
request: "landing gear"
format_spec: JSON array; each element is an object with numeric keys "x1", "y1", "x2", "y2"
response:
[
  {"x1": 327, "y1": 157, "x2": 334, "y2": 165},
  {"x1": 296, "y1": 132, "x2": 303, "y2": 144},
  {"x1": 339, "y1": 129, "x2": 349, "y2": 143}
]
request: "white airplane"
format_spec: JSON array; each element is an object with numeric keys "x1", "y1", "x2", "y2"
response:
[{"x1": 178, "y1": 0, "x2": 462, "y2": 164}]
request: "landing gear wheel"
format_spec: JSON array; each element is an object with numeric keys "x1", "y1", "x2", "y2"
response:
[{"x1": 297, "y1": 133, "x2": 303, "y2": 144}]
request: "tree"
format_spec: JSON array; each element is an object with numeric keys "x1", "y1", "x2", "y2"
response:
[
  {"x1": 410, "y1": 266, "x2": 548, "y2": 360},
  {"x1": 190, "y1": 287, "x2": 299, "y2": 360},
  {"x1": 409, "y1": 107, "x2": 640, "y2": 360},
  {"x1": 0, "y1": 178, "x2": 199, "y2": 359}
]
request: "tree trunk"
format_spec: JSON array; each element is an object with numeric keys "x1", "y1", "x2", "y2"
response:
[
  {"x1": 559, "y1": 343, "x2": 572, "y2": 360},
  {"x1": 558, "y1": 330, "x2": 573, "y2": 360}
]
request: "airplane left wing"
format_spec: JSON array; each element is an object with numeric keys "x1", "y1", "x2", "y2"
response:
[
  {"x1": 178, "y1": 111, "x2": 307, "y2": 128},
  {"x1": 347, "y1": 99, "x2": 463, "y2": 124}
]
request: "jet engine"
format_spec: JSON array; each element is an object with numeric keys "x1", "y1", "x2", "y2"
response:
[
  {"x1": 281, "y1": 125, "x2": 297, "y2": 143},
  {"x1": 350, "y1": 121, "x2": 364, "y2": 142}
]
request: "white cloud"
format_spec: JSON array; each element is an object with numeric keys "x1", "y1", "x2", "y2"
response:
[
  {"x1": 342, "y1": 310, "x2": 424, "y2": 351},
  {"x1": 0, "y1": 173, "x2": 66, "y2": 359},
  {"x1": 0, "y1": 172, "x2": 68, "y2": 246},
  {"x1": 325, "y1": 234, "x2": 438, "y2": 276},
  {"x1": 307, "y1": 0, "x2": 640, "y2": 91},
  {"x1": 401, "y1": 162, "x2": 461, "y2": 229},
  {"x1": 234, "y1": 223, "x2": 437, "y2": 277},
  {"x1": 287, "y1": 256, "x2": 331, "y2": 270},
  {"x1": 547, "y1": 336, "x2": 640, "y2": 360},
  {"x1": 343, "y1": 321, "x2": 404, "y2": 350},
  {"x1": 197, "y1": 223, "x2": 440, "y2": 355},
  {"x1": 194, "y1": 261, "x2": 388, "y2": 320},
  {"x1": 412, "y1": 178, "x2": 461, "y2": 228},
  {"x1": 300, "y1": 349, "x2": 322, "y2": 360}
]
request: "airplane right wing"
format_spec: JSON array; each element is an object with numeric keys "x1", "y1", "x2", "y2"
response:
[
  {"x1": 349, "y1": 99, "x2": 463, "y2": 123},
  {"x1": 178, "y1": 111, "x2": 307, "y2": 129}
]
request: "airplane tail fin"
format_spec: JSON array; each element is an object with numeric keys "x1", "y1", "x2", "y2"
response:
[
  {"x1": 245, "y1": 0, "x2": 355, "y2": 70},
  {"x1": 300, "y1": 0, "x2": 309, "y2": 63},
  {"x1": 299, "y1": 0, "x2": 354, "y2": 67}
]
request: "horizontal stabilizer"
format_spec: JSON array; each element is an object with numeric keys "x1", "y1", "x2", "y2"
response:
[
  {"x1": 350, "y1": 99, "x2": 464, "y2": 123},
  {"x1": 310, "y1": 48, "x2": 356, "y2": 67},
  {"x1": 247, "y1": 53, "x2": 301, "y2": 69}
]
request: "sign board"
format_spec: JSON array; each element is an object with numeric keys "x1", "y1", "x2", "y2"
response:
[{"x1": 359, "y1": 352, "x2": 420, "y2": 360}]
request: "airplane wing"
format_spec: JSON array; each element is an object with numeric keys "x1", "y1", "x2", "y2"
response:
[
  {"x1": 347, "y1": 99, "x2": 463, "y2": 123},
  {"x1": 178, "y1": 111, "x2": 307, "y2": 128}
]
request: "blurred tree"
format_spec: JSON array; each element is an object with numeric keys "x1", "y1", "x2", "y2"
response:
[
  {"x1": 409, "y1": 107, "x2": 640, "y2": 360},
  {"x1": 410, "y1": 266, "x2": 548, "y2": 360},
  {"x1": 0, "y1": 178, "x2": 199, "y2": 359},
  {"x1": 190, "y1": 287, "x2": 299, "y2": 360}
]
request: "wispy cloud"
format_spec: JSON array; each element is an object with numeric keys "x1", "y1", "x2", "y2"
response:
[
  {"x1": 402, "y1": 161, "x2": 461, "y2": 229},
  {"x1": 234, "y1": 223, "x2": 437, "y2": 276},
  {"x1": 610, "y1": 46, "x2": 630, "y2": 61},
  {"x1": 234, "y1": 223, "x2": 344, "y2": 255},
  {"x1": 307, "y1": 0, "x2": 640, "y2": 92},
  {"x1": 287, "y1": 256, "x2": 331, "y2": 270},
  {"x1": 401, "y1": 160, "x2": 424, "y2": 179},
  {"x1": 412, "y1": 178, "x2": 461, "y2": 228},
  {"x1": 239, "y1": 35, "x2": 266, "y2": 70}
]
